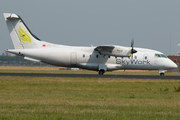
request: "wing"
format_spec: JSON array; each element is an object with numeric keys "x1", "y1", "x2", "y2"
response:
[
  {"x1": 94, "y1": 45, "x2": 131, "y2": 57},
  {"x1": 95, "y1": 45, "x2": 115, "y2": 52}
]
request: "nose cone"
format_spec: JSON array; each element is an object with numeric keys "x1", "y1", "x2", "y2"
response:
[
  {"x1": 172, "y1": 62, "x2": 178, "y2": 69},
  {"x1": 167, "y1": 59, "x2": 178, "y2": 69}
]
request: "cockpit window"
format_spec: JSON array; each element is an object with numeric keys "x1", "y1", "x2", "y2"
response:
[
  {"x1": 160, "y1": 54, "x2": 167, "y2": 58},
  {"x1": 155, "y1": 54, "x2": 161, "y2": 58},
  {"x1": 155, "y1": 54, "x2": 167, "y2": 58}
]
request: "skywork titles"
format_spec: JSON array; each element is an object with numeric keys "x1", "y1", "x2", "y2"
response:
[{"x1": 116, "y1": 59, "x2": 151, "y2": 65}]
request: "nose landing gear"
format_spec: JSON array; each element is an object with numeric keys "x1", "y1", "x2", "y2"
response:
[
  {"x1": 160, "y1": 73, "x2": 164, "y2": 76},
  {"x1": 159, "y1": 69, "x2": 165, "y2": 76}
]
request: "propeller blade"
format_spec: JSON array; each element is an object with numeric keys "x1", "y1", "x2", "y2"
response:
[
  {"x1": 131, "y1": 37, "x2": 135, "y2": 54},
  {"x1": 130, "y1": 37, "x2": 137, "y2": 60},
  {"x1": 132, "y1": 49, "x2": 137, "y2": 54},
  {"x1": 131, "y1": 37, "x2": 134, "y2": 48},
  {"x1": 131, "y1": 53, "x2": 133, "y2": 60}
]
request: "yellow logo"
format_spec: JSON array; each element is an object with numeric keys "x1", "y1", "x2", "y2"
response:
[{"x1": 18, "y1": 26, "x2": 31, "y2": 44}]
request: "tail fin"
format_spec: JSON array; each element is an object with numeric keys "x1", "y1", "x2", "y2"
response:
[{"x1": 3, "y1": 13, "x2": 41, "y2": 49}]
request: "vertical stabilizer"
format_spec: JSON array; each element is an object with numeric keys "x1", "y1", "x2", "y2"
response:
[{"x1": 3, "y1": 13, "x2": 41, "y2": 49}]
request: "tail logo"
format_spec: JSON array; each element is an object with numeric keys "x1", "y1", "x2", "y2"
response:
[{"x1": 18, "y1": 26, "x2": 31, "y2": 44}]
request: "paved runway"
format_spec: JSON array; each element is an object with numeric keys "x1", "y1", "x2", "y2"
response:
[{"x1": 0, "y1": 73, "x2": 179, "y2": 79}]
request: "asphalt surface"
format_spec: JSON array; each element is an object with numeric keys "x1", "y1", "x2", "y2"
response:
[{"x1": 0, "y1": 73, "x2": 180, "y2": 79}]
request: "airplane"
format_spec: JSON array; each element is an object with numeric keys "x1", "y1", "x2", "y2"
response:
[{"x1": 3, "y1": 13, "x2": 177, "y2": 76}]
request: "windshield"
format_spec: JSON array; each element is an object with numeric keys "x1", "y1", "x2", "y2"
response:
[{"x1": 155, "y1": 54, "x2": 167, "y2": 58}]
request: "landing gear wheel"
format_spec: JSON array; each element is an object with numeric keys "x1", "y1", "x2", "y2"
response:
[
  {"x1": 99, "y1": 70, "x2": 105, "y2": 75},
  {"x1": 160, "y1": 73, "x2": 164, "y2": 76}
]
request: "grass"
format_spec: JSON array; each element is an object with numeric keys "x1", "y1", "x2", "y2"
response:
[{"x1": 0, "y1": 75, "x2": 180, "y2": 119}]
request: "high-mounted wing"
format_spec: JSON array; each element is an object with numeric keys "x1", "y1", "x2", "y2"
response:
[
  {"x1": 95, "y1": 45, "x2": 115, "y2": 52},
  {"x1": 94, "y1": 45, "x2": 131, "y2": 57}
]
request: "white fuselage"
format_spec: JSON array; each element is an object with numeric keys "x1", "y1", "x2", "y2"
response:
[{"x1": 7, "y1": 45, "x2": 177, "y2": 71}]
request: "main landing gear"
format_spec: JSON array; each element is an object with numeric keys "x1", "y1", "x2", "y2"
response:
[{"x1": 99, "y1": 69, "x2": 105, "y2": 75}]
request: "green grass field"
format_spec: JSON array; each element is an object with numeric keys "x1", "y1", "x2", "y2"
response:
[{"x1": 0, "y1": 67, "x2": 180, "y2": 120}]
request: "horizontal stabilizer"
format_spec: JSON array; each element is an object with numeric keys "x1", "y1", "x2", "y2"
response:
[{"x1": 5, "y1": 13, "x2": 19, "y2": 19}]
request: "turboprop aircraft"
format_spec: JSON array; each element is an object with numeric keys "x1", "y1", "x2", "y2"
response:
[{"x1": 3, "y1": 13, "x2": 177, "y2": 76}]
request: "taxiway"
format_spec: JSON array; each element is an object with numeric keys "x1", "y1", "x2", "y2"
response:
[{"x1": 0, "y1": 73, "x2": 179, "y2": 80}]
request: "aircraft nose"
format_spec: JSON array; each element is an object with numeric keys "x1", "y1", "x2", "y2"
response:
[
  {"x1": 172, "y1": 62, "x2": 178, "y2": 69},
  {"x1": 168, "y1": 59, "x2": 178, "y2": 69}
]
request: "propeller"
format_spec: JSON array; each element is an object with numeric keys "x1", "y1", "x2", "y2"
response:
[{"x1": 130, "y1": 38, "x2": 137, "y2": 60}]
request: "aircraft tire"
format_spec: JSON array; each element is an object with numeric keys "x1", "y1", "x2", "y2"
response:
[
  {"x1": 99, "y1": 70, "x2": 105, "y2": 75},
  {"x1": 160, "y1": 73, "x2": 164, "y2": 76}
]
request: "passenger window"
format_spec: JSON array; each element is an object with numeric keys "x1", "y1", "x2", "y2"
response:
[
  {"x1": 145, "y1": 56, "x2": 147, "y2": 60},
  {"x1": 96, "y1": 55, "x2": 98, "y2": 58},
  {"x1": 83, "y1": 54, "x2": 85, "y2": 58},
  {"x1": 135, "y1": 56, "x2": 137, "y2": 59}
]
